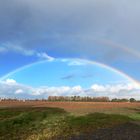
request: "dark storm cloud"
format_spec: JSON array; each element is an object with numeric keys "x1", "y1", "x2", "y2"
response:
[{"x1": 1, "y1": 0, "x2": 140, "y2": 53}]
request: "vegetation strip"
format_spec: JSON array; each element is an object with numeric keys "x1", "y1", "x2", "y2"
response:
[{"x1": 0, "y1": 107, "x2": 138, "y2": 140}]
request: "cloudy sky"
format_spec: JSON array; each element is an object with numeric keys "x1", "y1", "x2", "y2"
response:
[{"x1": 0, "y1": 0, "x2": 140, "y2": 99}]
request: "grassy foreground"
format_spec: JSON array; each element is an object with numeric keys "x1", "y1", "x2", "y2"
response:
[{"x1": 0, "y1": 107, "x2": 136, "y2": 140}]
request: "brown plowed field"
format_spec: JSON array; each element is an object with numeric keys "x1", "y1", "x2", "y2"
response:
[{"x1": 0, "y1": 101, "x2": 140, "y2": 114}]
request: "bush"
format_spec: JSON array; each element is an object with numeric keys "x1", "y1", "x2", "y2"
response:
[{"x1": 129, "y1": 98, "x2": 136, "y2": 102}]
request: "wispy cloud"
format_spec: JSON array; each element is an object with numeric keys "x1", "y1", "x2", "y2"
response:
[
  {"x1": 0, "y1": 43, "x2": 35, "y2": 55},
  {"x1": 61, "y1": 74, "x2": 75, "y2": 80},
  {"x1": 0, "y1": 47, "x2": 7, "y2": 53},
  {"x1": 61, "y1": 73, "x2": 94, "y2": 80},
  {"x1": 37, "y1": 52, "x2": 55, "y2": 61},
  {"x1": 68, "y1": 61, "x2": 86, "y2": 66},
  {"x1": 63, "y1": 59, "x2": 87, "y2": 66},
  {"x1": 0, "y1": 43, "x2": 54, "y2": 61}
]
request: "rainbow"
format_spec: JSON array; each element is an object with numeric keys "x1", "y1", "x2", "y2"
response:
[
  {"x1": 0, "y1": 58, "x2": 140, "y2": 87},
  {"x1": 100, "y1": 39, "x2": 140, "y2": 58}
]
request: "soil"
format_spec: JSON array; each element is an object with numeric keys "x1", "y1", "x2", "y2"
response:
[
  {"x1": 66, "y1": 122, "x2": 140, "y2": 140},
  {"x1": 0, "y1": 101, "x2": 140, "y2": 114},
  {"x1": 0, "y1": 101, "x2": 140, "y2": 140}
]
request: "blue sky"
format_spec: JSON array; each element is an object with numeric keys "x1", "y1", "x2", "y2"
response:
[
  {"x1": 0, "y1": 0, "x2": 140, "y2": 99},
  {"x1": 0, "y1": 58, "x2": 140, "y2": 99},
  {"x1": 1, "y1": 59, "x2": 130, "y2": 88}
]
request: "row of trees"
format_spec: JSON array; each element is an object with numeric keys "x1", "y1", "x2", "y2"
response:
[
  {"x1": 48, "y1": 96, "x2": 110, "y2": 102},
  {"x1": 111, "y1": 98, "x2": 136, "y2": 102},
  {"x1": 48, "y1": 96, "x2": 138, "y2": 102},
  {"x1": 0, "y1": 97, "x2": 138, "y2": 102}
]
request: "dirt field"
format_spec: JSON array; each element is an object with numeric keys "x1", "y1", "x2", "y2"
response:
[
  {"x1": 0, "y1": 101, "x2": 140, "y2": 140},
  {"x1": 0, "y1": 101, "x2": 140, "y2": 115}
]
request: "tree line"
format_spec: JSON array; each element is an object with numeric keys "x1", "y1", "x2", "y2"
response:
[
  {"x1": 48, "y1": 96, "x2": 138, "y2": 102},
  {"x1": 0, "y1": 96, "x2": 139, "y2": 102},
  {"x1": 48, "y1": 96, "x2": 110, "y2": 102}
]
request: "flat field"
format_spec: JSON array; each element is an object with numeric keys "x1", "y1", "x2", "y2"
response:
[
  {"x1": 0, "y1": 101, "x2": 140, "y2": 115},
  {"x1": 0, "y1": 101, "x2": 140, "y2": 140}
]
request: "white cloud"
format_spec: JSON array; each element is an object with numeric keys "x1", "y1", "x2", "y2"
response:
[
  {"x1": 91, "y1": 84, "x2": 106, "y2": 92},
  {"x1": 63, "y1": 59, "x2": 87, "y2": 66},
  {"x1": 91, "y1": 83, "x2": 140, "y2": 93},
  {"x1": 68, "y1": 61, "x2": 85, "y2": 66},
  {"x1": 5, "y1": 79, "x2": 17, "y2": 85},
  {"x1": 90, "y1": 83, "x2": 140, "y2": 99},
  {"x1": 0, "y1": 79, "x2": 140, "y2": 99},
  {"x1": 15, "y1": 89, "x2": 24, "y2": 94},
  {"x1": 37, "y1": 52, "x2": 55, "y2": 61}
]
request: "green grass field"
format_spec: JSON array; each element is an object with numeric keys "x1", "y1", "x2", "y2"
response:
[{"x1": 0, "y1": 106, "x2": 139, "y2": 140}]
